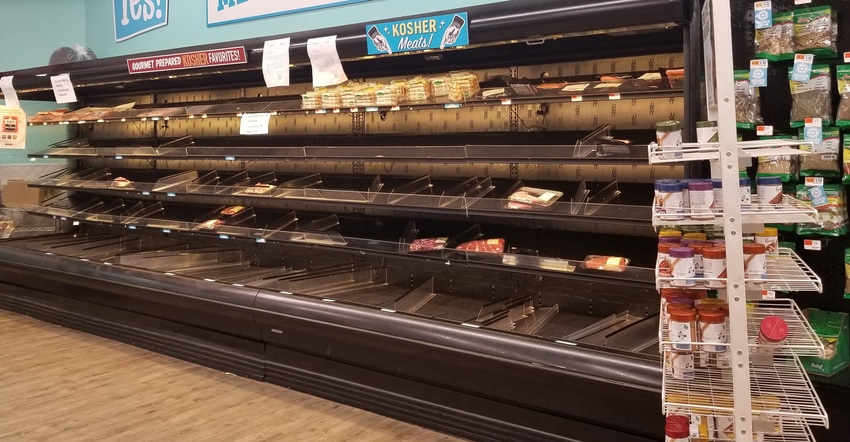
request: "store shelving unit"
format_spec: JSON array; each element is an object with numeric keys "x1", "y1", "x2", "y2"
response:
[{"x1": 651, "y1": 2, "x2": 830, "y2": 441}]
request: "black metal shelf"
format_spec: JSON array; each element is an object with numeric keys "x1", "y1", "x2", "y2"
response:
[{"x1": 27, "y1": 85, "x2": 682, "y2": 126}]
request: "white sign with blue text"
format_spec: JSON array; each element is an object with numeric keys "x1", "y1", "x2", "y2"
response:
[
  {"x1": 208, "y1": 0, "x2": 369, "y2": 27},
  {"x1": 366, "y1": 12, "x2": 469, "y2": 55},
  {"x1": 114, "y1": 0, "x2": 169, "y2": 42}
]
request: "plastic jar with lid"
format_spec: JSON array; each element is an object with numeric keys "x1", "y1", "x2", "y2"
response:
[
  {"x1": 758, "y1": 315, "x2": 789, "y2": 347},
  {"x1": 683, "y1": 232, "x2": 707, "y2": 242},
  {"x1": 743, "y1": 242, "x2": 767, "y2": 281},
  {"x1": 659, "y1": 228, "x2": 683, "y2": 239},
  {"x1": 690, "y1": 243, "x2": 709, "y2": 278},
  {"x1": 702, "y1": 246, "x2": 726, "y2": 288},
  {"x1": 669, "y1": 307, "x2": 697, "y2": 351},
  {"x1": 665, "y1": 414, "x2": 691, "y2": 442},
  {"x1": 669, "y1": 246, "x2": 695, "y2": 286},
  {"x1": 688, "y1": 180, "x2": 715, "y2": 220},
  {"x1": 740, "y1": 176, "x2": 752, "y2": 209},
  {"x1": 757, "y1": 176, "x2": 783, "y2": 208},
  {"x1": 657, "y1": 243, "x2": 680, "y2": 278},
  {"x1": 755, "y1": 227, "x2": 779, "y2": 258},
  {"x1": 666, "y1": 351, "x2": 694, "y2": 380},
  {"x1": 655, "y1": 120, "x2": 683, "y2": 159},
  {"x1": 654, "y1": 180, "x2": 684, "y2": 220},
  {"x1": 696, "y1": 120, "x2": 718, "y2": 143},
  {"x1": 697, "y1": 307, "x2": 727, "y2": 353},
  {"x1": 711, "y1": 179, "x2": 723, "y2": 211},
  {"x1": 684, "y1": 288, "x2": 707, "y2": 305}
]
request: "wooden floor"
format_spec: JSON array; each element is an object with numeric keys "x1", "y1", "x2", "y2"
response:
[{"x1": 0, "y1": 309, "x2": 464, "y2": 442}]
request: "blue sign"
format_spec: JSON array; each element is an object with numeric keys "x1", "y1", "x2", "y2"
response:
[
  {"x1": 366, "y1": 12, "x2": 469, "y2": 55},
  {"x1": 114, "y1": 0, "x2": 169, "y2": 42}
]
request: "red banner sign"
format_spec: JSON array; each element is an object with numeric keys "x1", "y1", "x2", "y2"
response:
[{"x1": 127, "y1": 46, "x2": 248, "y2": 74}]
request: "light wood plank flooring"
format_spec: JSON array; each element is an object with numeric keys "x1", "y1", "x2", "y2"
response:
[{"x1": 0, "y1": 309, "x2": 464, "y2": 442}]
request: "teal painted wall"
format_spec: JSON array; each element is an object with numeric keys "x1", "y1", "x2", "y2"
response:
[
  {"x1": 0, "y1": 0, "x2": 87, "y2": 71},
  {"x1": 85, "y1": 0, "x2": 506, "y2": 59}
]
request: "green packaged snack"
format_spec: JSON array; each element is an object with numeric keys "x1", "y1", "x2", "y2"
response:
[
  {"x1": 789, "y1": 64, "x2": 832, "y2": 128},
  {"x1": 846, "y1": 249, "x2": 850, "y2": 298},
  {"x1": 798, "y1": 126, "x2": 840, "y2": 178},
  {"x1": 794, "y1": 6, "x2": 837, "y2": 58},
  {"x1": 837, "y1": 65, "x2": 850, "y2": 128},
  {"x1": 735, "y1": 70, "x2": 763, "y2": 130},
  {"x1": 756, "y1": 136, "x2": 798, "y2": 182},
  {"x1": 755, "y1": 11, "x2": 795, "y2": 61},
  {"x1": 796, "y1": 184, "x2": 848, "y2": 236}
]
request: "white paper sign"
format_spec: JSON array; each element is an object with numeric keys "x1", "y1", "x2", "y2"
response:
[
  {"x1": 50, "y1": 74, "x2": 78, "y2": 103},
  {"x1": 240, "y1": 112, "x2": 271, "y2": 135},
  {"x1": 0, "y1": 77, "x2": 20, "y2": 108},
  {"x1": 263, "y1": 38, "x2": 291, "y2": 88},
  {"x1": 307, "y1": 35, "x2": 348, "y2": 87}
]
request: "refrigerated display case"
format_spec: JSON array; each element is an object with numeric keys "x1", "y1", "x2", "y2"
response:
[{"x1": 0, "y1": 1, "x2": 764, "y2": 441}]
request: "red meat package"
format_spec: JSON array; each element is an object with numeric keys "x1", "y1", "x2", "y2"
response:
[
  {"x1": 455, "y1": 238, "x2": 505, "y2": 253},
  {"x1": 410, "y1": 237, "x2": 449, "y2": 252},
  {"x1": 582, "y1": 255, "x2": 629, "y2": 272}
]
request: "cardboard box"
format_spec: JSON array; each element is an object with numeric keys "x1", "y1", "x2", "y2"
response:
[
  {"x1": 1, "y1": 180, "x2": 42, "y2": 207},
  {"x1": 801, "y1": 309, "x2": 849, "y2": 377}
]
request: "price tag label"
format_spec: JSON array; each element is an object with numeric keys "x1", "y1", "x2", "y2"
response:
[
  {"x1": 128, "y1": 225, "x2": 138, "y2": 230},
  {"x1": 255, "y1": 238, "x2": 267, "y2": 244},
  {"x1": 365, "y1": 107, "x2": 379, "y2": 112},
  {"x1": 571, "y1": 95, "x2": 583, "y2": 102},
  {"x1": 167, "y1": 192, "x2": 176, "y2": 197},
  {"x1": 390, "y1": 106, "x2": 401, "y2": 111},
  {"x1": 444, "y1": 103, "x2": 461, "y2": 109},
  {"x1": 750, "y1": 59, "x2": 768, "y2": 87},
  {"x1": 804, "y1": 176, "x2": 825, "y2": 187},
  {"x1": 794, "y1": 0, "x2": 811, "y2": 4},
  {"x1": 115, "y1": 155, "x2": 123, "y2": 160},
  {"x1": 141, "y1": 191, "x2": 151, "y2": 196},
  {"x1": 315, "y1": 109, "x2": 327, "y2": 114},
  {"x1": 756, "y1": 125, "x2": 773, "y2": 136},
  {"x1": 349, "y1": 107, "x2": 359, "y2": 113},
  {"x1": 219, "y1": 234, "x2": 230, "y2": 240},
  {"x1": 332, "y1": 108, "x2": 341, "y2": 114},
  {"x1": 803, "y1": 239, "x2": 822, "y2": 250},
  {"x1": 754, "y1": 2, "x2": 772, "y2": 29},
  {"x1": 162, "y1": 229, "x2": 171, "y2": 234},
  {"x1": 608, "y1": 93, "x2": 621, "y2": 100},
  {"x1": 845, "y1": 52, "x2": 850, "y2": 63},
  {"x1": 500, "y1": 99, "x2": 512, "y2": 106},
  {"x1": 791, "y1": 54, "x2": 814, "y2": 82},
  {"x1": 761, "y1": 290, "x2": 776, "y2": 299}
]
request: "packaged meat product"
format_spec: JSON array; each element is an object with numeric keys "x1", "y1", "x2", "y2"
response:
[
  {"x1": 581, "y1": 255, "x2": 629, "y2": 272},
  {"x1": 409, "y1": 237, "x2": 448, "y2": 251},
  {"x1": 507, "y1": 187, "x2": 563, "y2": 209},
  {"x1": 301, "y1": 91, "x2": 322, "y2": 110},
  {"x1": 198, "y1": 219, "x2": 223, "y2": 230},
  {"x1": 221, "y1": 205, "x2": 246, "y2": 215},
  {"x1": 456, "y1": 238, "x2": 505, "y2": 253},
  {"x1": 111, "y1": 177, "x2": 133, "y2": 188},
  {"x1": 243, "y1": 183, "x2": 276, "y2": 195}
]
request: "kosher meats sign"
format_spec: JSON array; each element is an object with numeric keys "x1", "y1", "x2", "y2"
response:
[
  {"x1": 366, "y1": 12, "x2": 469, "y2": 55},
  {"x1": 127, "y1": 47, "x2": 247, "y2": 74}
]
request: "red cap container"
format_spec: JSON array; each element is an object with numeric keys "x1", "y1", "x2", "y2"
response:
[
  {"x1": 760, "y1": 316, "x2": 789, "y2": 343},
  {"x1": 665, "y1": 414, "x2": 690, "y2": 438}
]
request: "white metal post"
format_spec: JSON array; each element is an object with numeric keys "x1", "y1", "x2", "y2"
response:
[{"x1": 705, "y1": 0, "x2": 755, "y2": 441}]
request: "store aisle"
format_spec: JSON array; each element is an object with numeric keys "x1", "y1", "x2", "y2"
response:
[{"x1": 0, "y1": 309, "x2": 462, "y2": 442}]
